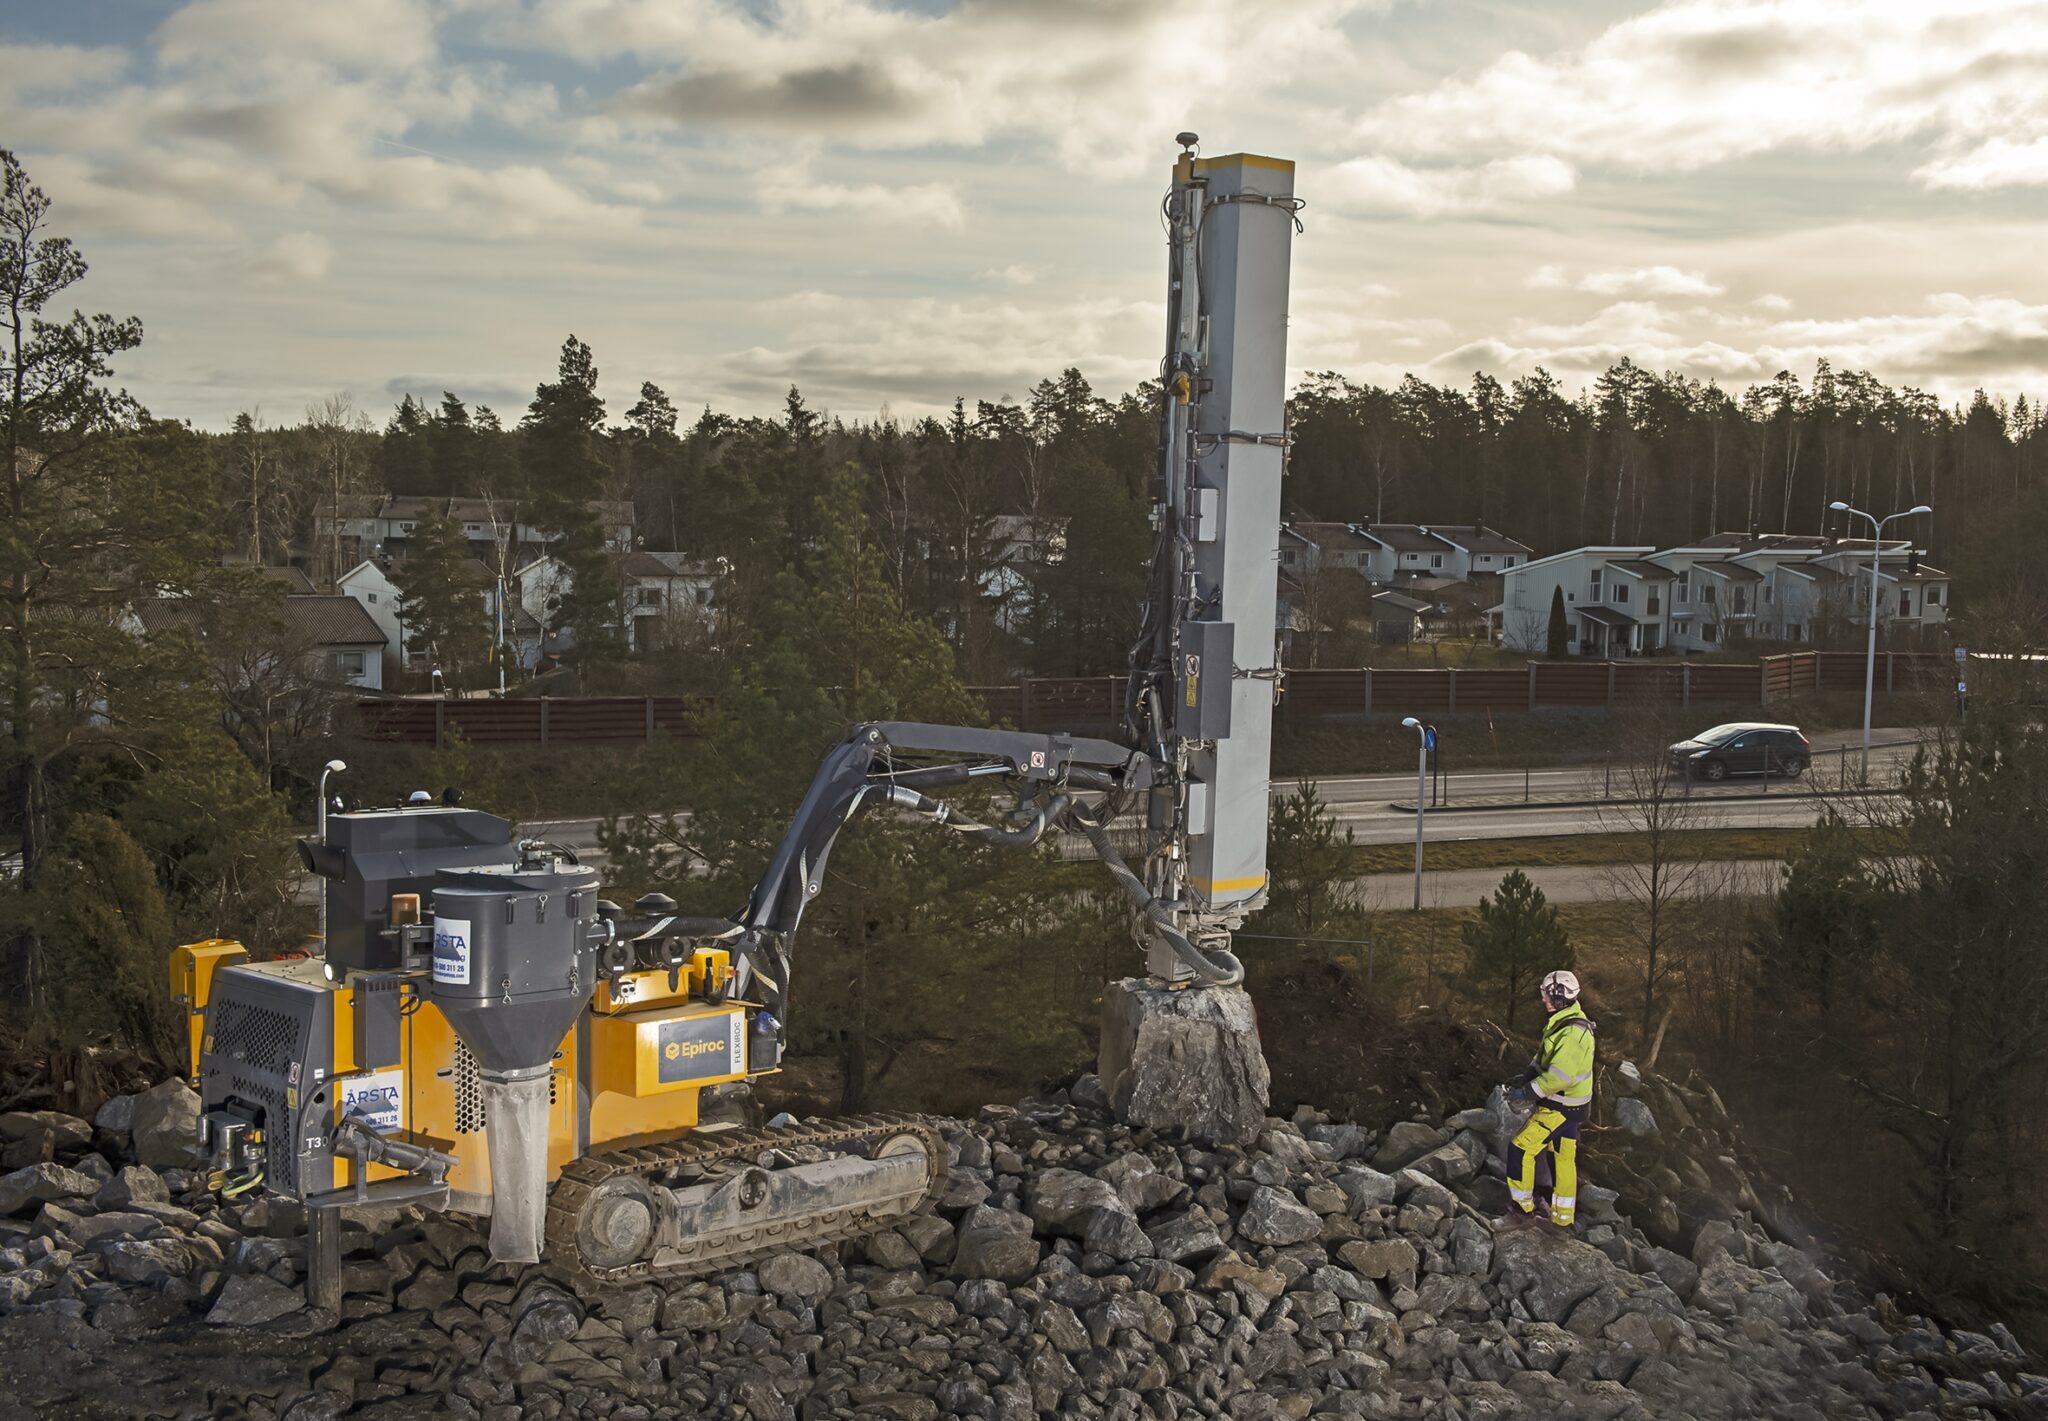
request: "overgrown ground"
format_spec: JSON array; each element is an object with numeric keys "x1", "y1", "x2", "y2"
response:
[{"x1": 1347, "y1": 826, "x2": 1887, "y2": 874}]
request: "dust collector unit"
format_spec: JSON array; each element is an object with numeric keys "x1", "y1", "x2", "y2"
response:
[{"x1": 426, "y1": 858, "x2": 603, "y2": 1262}]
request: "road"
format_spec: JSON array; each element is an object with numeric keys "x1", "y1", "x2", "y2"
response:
[
  {"x1": 517, "y1": 728, "x2": 1923, "y2": 860},
  {"x1": 1352, "y1": 859, "x2": 1785, "y2": 910}
]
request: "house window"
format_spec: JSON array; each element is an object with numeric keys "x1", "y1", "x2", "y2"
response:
[
  {"x1": 400, "y1": 523, "x2": 415, "y2": 533},
  {"x1": 1589, "y1": 568, "x2": 1603, "y2": 599},
  {"x1": 1787, "y1": 624, "x2": 1804, "y2": 643},
  {"x1": 696, "y1": 587, "x2": 713, "y2": 605},
  {"x1": 366, "y1": 593, "x2": 377, "y2": 604},
  {"x1": 1702, "y1": 623, "x2": 1717, "y2": 643},
  {"x1": 1613, "y1": 583, "x2": 1629, "y2": 604},
  {"x1": 639, "y1": 587, "x2": 661, "y2": 607},
  {"x1": 1927, "y1": 586, "x2": 1943, "y2": 606},
  {"x1": 1675, "y1": 573, "x2": 1690, "y2": 604},
  {"x1": 1430, "y1": 554, "x2": 1443, "y2": 568},
  {"x1": 1701, "y1": 583, "x2": 1716, "y2": 605},
  {"x1": 1503, "y1": 556, "x2": 1516, "y2": 568},
  {"x1": 1281, "y1": 550, "x2": 1296, "y2": 566},
  {"x1": 333, "y1": 650, "x2": 366, "y2": 678},
  {"x1": 1480, "y1": 555, "x2": 1492, "y2": 564},
  {"x1": 1899, "y1": 591, "x2": 1912, "y2": 618},
  {"x1": 1762, "y1": 585, "x2": 1774, "y2": 605}
]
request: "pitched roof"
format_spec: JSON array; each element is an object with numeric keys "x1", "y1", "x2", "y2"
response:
[
  {"x1": 1286, "y1": 521, "x2": 1381, "y2": 553},
  {"x1": 1576, "y1": 603, "x2": 1637, "y2": 626},
  {"x1": 1427, "y1": 525, "x2": 1532, "y2": 555},
  {"x1": 282, "y1": 595, "x2": 387, "y2": 646},
  {"x1": 132, "y1": 599, "x2": 202, "y2": 635},
  {"x1": 1696, "y1": 560, "x2": 1764, "y2": 583},
  {"x1": 1608, "y1": 559, "x2": 1675, "y2": 579},
  {"x1": 1363, "y1": 523, "x2": 1454, "y2": 553},
  {"x1": 1372, "y1": 589, "x2": 1431, "y2": 614},
  {"x1": 256, "y1": 565, "x2": 316, "y2": 593}
]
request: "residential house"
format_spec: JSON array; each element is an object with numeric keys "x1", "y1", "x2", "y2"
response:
[
  {"x1": 1500, "y1": 532, "x2": 1951, "y2": 656},
  {"x1": 1424, "y1": 525, "x2": 1534, "y2": 580},
  {"x1": 315, "y1": 494, "x2": 635, "y2": 569},
  {"x1": 339, "y1": 555, "x2": 539, "y2": 672},
  {"x1": 1359, "y1": 524, "x2": 1456, "y2": 581},
  {"x1": 1370, "y1": 588, "x2": 1430, "y2": 645},
  {"x1": 622, "y1": 551, "x2": 722, "y2": 653},
  {"x1": 132, "y1": 594, "x2": 387, "y2": 690},
  {"x1": 1279, "y1": 523, "x2": 1380, "y2": 577}
]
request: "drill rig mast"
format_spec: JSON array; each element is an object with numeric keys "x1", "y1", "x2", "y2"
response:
[{"x1": 173, "y1": 139, "x2": 1299, "y2": 1291}]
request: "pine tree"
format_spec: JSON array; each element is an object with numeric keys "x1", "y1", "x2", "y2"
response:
[
  {"x1": 390, "y1": 504, "x2": 490, "y2": 685},
  {"x1": 522, "y1": 336, "x2": 624, "y2": 657},
  {"x1": 1547, "y1": 584, "x2": 1569, "y2": 659},
  {"x1": 1462, "y1": 869, "x2": 1572, "y2": 1029}
]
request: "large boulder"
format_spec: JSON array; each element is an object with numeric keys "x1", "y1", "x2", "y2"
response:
[
  {"x1": 1026, "y1": 1168, "x2": 1132, "y2": 1236},
  {"x1": 952, "y1": 1206, "x2": 1040, "y2": 1283},
  {"x1": 1371, "y1": 1121, "x2": 1448, "y2": 1172},
  {"x1": 758, "y1": 1251, "x2": 834, "y2": 1304},
  {"x1": 0, "y1": 1161, "x2": 99, "y2": 1215},
  {"x1": 1492, "y1": 1228, "x2": 1620, "y2": 1323},
  {"x1": 208, "y1": 1273, "x2": 306, "y2": 1327},
  {"x1": 93, "y1": 1165, "x2": 169, "y2": 1210},
  {"x1": 129, "y1": 1079, "x2": 204, "y2": 1171},
  {"x1": 1235, "y1": 1186, "x2": 1322, "y2": 1246},
  {"x1": 1096, "y1": 980, "x2": 1269, "y2": 1145}
]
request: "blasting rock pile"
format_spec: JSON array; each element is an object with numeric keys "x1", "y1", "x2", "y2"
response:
[{"x1": 0, "y1": 1072, "x2": 2043, "y2": 1421}]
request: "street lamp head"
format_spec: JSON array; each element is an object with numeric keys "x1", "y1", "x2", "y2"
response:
[
  {"x1": 324, "y1": 759, "x2": 347, "y2": 774},
  {"x1": 1401, "y1": 716, "x2": 1421, "y2": 729},
  {"x1": 1908, "y1": 504, "x2": 1932, "y2": 516},
  {"x1": 1828, "y1": 501, "x2": 1851, "y2": 512}
]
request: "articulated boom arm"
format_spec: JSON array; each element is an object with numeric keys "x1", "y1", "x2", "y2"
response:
[{"x1": 680, "y1": 721, "x2": 1244, "y2": 1039}]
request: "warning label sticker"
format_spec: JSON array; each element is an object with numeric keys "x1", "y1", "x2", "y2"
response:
[{"x1": 432, "y1": 917, "x2": 472, "y2": 986}]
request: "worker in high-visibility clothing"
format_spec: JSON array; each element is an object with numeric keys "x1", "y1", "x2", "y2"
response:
[{"x1": 1503, "y1": 970, "x2": 1596, "y2": 1229}]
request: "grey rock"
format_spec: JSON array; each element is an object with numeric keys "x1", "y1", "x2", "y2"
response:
[
  {"x1": 1097, "y1": 979, "x2": 1269, "y2": 1145},
  {"x1": 897, "y1": 1211, "x2": 956, "y2": 1264},
  {"x1": 1305, "y1": 1123, "x2": 1371, "y2": 1159},
  {"x1": 208, "y1": 1272, "x2": 307, "y2": 1327},
  {"x1": 1333, "y1": 1166, "x2": 1398, "y2": 1214},
  {"x1": 953, "y1": 1206, "x2": 1040, "y2": 1283},
  {"x1": 0, "y1": 1162, "x2": 98, "y2": 1215},
  {"x1": 93, "y1": 1165, "x2": 169, "y2": 1211},
  {"x1": 1371, "y1": 1121, "x2": 1447, "y2": 1171},
  {"x1": 1492, "y1": 1228, "x2": 1617, "y2": 1323},
  {"x1": 1069, "y1": 1073, "x2": 1111, "y2": 1114},
  {"x1": 1082, "y1": 1206, "x2": 1154, "y2": 1262},
  {"x1": 1405, "y1": 1142, "x2": 1477, "y2": 1185},
  {"x1": 1143, "y1": 1209, "x2": 1225, "y2": 1264},
  {"x1": 1026, "y1": 1168, "x2": 1132, "y2": 1235},
  {"x1": 128, "y1": 1080, "x2": 204, "y2": 1171},
  {"x1": 1236, "y1": 1186, "x2": 1321, "y2": 1246},
  {"x1": 1414, "y1": 1272, "x2": 1489, "y2": 1317},
  {"x1": 0, "y1": 1111, "x2": 92, "y2": 1152},
  {"x1": 1612, "y1": 1099, "x2": 1657, "y2": 1138},
  {"x1": 660, "y1": 1287, "x2": 727, "y2": 1332},
  {"x1": 93, "y1": 1095, "x2": 137, "y2": 1136},
  {"x1": 1338, "y1": 1239, "x2": 1419, "y2": 1292},
  {"x1": 95, "y1": 1237, "x2": 196, "y2": 1285},
  {"x1": 862, "y1": 1227, "x2": 924, "y2": 1271},
  {"x1": 758, "y1": 1251, "x2": 833, "y2": 1303}
]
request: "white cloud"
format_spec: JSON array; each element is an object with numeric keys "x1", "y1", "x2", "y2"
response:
[
  {"x1": 1352, "y1": 0, "x2": 2048, "y2": 192},
  {"x1": 755, "y1": 162, "x2": 966, "y2": 231},
  {"x1": 155, "y1": 0, "x2": 440, "y2": 71},
  {"x1": 1578, "y1": 265, "x2": 1723, "y2": 297},
  {"x1": 1321, "y1": 153, "x2": 1574, "y2": 217},
  {"x1": 250, "y1": 231, "x2": 333, "y2": 283},
  {"x1": 0, "y1": 42, "x2": 127, "y2": 97}
]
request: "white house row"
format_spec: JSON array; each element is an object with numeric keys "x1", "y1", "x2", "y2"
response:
[
  {"x1": 1279, "y1": 522, "x2": 1532, "y2": 584},
  {"x1": 1495, "y1": 532, "x2": 1951, "y2": 657}
]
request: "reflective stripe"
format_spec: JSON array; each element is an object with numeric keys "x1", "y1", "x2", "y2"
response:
[
  {"x1": 1552, "y1": 1195, "x2": 1576, "y2": 1209},
  {"x1": 1546, "y1": 1069, "x2": 1593, "y2": 1085},
  {"x1": 1508, "y1": 1186, "x2": 1534, "y2": 1202}
]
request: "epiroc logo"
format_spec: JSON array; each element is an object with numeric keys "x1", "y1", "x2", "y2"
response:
[{"x1": 655, "y1": 1013, "x2": 742, "y2": 1083}]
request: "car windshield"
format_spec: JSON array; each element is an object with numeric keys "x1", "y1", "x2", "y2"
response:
[{"x1": 1694, "y1": 724, "x2": 1750, "y2": 744}]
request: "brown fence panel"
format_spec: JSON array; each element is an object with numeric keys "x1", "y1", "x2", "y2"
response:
[
  {"x1": 1613, "y1": 663, "x2": 1681, "y2": 707},
  {"x1": 1454, "y1": 669, "x2": 1528, "y2": 710},
  {"x1": 1367, "y1": 670, "x2": 1452, "y2": 715},
  {"x1": 974, "y1": 685, "x2": 1025, "y2": 725},
  {"x1": 1533, "y1": 662, "x2": 1610, "y2": 707},
  {"x1": 1689, "y1": 664, "x2": 1761, "y2": 702},
  {"x1": 1282, "y1": 670, "x2": 1371, "y2": 717}
]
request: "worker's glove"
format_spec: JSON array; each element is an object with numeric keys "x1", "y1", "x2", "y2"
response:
[{"x1": 1505, "y1": 1083, "x2": 1533, "y2": 1105}]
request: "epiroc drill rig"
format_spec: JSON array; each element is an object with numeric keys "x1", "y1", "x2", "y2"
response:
[{"x1": 170, "y1": 137, "x2": 1299, "y2": 1294}]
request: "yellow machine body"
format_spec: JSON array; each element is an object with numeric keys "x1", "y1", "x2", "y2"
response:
[{"x1": 183, "y1": 941, "x2": 760, "y2": 1204}]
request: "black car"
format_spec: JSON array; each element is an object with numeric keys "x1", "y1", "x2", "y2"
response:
[{"x1": 1668, "y1": 722, "x2": 1810, "y2": 781}]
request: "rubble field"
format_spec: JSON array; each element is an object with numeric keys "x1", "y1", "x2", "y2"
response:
[{"x1": 0, "y1": 1068, "x2": 2039, "y2": 1421}]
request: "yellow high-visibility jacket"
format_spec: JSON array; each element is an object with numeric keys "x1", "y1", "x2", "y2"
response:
[{"x1": 1528, "y1": 1002, "x2": 1596, "y2": 1106}]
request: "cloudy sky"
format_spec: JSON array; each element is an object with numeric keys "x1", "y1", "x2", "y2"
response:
[{"x1": 4, "y1": 0, "x2": 2046, "y2": 429}]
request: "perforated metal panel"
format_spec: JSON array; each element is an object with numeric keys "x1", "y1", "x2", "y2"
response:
[
  {"x1": 452, "y1": 1038, "x2": 556, "y2": 1135},
  {"x1": 198, "y1": 967, "x2": 325, "y2": 1197},
  {"x1": 212, "y1": 997, "x2": 298, "y2": 1076}
]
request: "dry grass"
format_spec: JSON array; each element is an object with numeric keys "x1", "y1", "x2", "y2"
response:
[{"x1": 1346, "y1": 826, "x2": 1881, "y2": 874}]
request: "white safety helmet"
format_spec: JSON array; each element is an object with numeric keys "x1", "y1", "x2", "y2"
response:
[{"x1": 1540, "y1": 970, "x2": 1581, "y2": 1004}]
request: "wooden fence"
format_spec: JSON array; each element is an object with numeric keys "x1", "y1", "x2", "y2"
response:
[{"x1": 352, "y1": 652, "x2": 1950, "y2": 747}]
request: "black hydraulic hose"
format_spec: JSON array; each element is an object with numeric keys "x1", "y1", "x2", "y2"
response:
[
  {"x1": 1071, "y1": 812, "x2": 1245, "y2": 987},
  {"x1": 881, "y1": 785, "x2": 1074, "y2": 849}
]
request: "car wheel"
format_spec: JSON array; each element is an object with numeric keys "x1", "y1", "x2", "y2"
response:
[
  {"x1": 1703, "y1": 759, "x2": 1728, "y2": 782},
  {"x1": 1782, "y1": 757, "x2": 1805, "y2": 778}
]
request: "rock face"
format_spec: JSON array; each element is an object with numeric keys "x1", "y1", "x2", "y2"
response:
[
  {"x1": 1097, "y1": 978, "x2": 1270, "y2": 1145},
  {"x1": 0, "y1": 1065, "x2": 2037, "y2": 1421},
  {"x1": 127, "y1": 1080, "x2": 203, "y2": 1171}
]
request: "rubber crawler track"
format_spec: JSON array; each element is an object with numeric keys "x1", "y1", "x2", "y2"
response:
[{"x1": 545, "y1": 1112, "x2": 949, "y2": 1285}]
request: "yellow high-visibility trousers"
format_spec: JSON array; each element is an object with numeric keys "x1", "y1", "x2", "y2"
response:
[{"x1": 1509, "y1": 1104, "x2": 1586, "y2": 1225}]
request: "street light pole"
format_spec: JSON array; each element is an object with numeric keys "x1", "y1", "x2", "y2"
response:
[
  {"x1": 316, "y1": 759, "x2": 346, "y2": 956},
  {"x1": 1401, "y1": 717, "x2": 1428, "y2": 911},
  {"x1": 1828, "y1": 500, "x2": 1932, "y2": 784}
]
